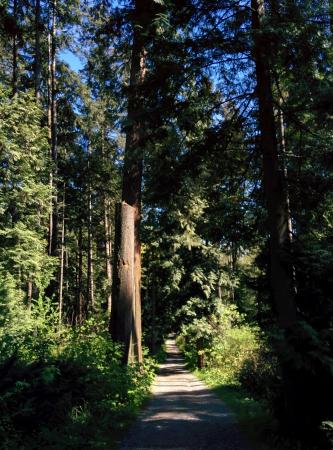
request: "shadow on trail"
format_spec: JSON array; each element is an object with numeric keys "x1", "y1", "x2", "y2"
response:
[{"x1": 118, "y1": 338, "x2": 252, "y2": 450}]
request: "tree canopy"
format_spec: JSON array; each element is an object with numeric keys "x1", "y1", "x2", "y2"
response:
[{"x1": 0, "y1": 0, "x2": 332, "y2": 448}]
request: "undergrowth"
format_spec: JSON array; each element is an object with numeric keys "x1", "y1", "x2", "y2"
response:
[{"x1": 0, "y1": 298, "x2": 156, "y2": 450}]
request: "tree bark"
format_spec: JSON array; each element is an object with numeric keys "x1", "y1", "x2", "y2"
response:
[
  {"x1": 104, "y1": 197, "x2": 112, "y2": 313},
  {"x1": 77, "y1": 227, "x2": 85, "y2": 324},
  {"x1": 251, "y1": 0, "x2": 297, "y2": 328},
  {"x1": 197, "y1": 337, "x2": 205, "y2": 369},
  {"x1": 65, "y1": 247, "x2": 69, "y2": 293},
  {"x1": 48, "y1": 0, "x2": 58, "y2": 257},
  {"x1": 277, "y1": 98, "x2": 293, "y2": 244},
  {"x1": 47, "y1": 16, "x2": 53, "y2": 254},
  {"x1": 111, "y1": 0, "x2": 152, "y2": 364},
  {"x1": 58, "y1": 186, "x2": 65, "y2": 326},
  {"x1": 110, "y1": 202, "x2": 136, "y2": 365},
  {"x1": 150, "y1": 280, "x2": 157, "y2": 354},
  {"x1": 87, "y1": 188, "x2": 95, "y2": 310}
]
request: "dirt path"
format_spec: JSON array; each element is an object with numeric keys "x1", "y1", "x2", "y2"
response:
[{"x1": 118, "y1": 337, "x2": 252, "y2": 450}]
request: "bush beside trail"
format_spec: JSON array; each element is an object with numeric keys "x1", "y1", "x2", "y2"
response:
[{"x1": 0, "y1": 308, "x2": 155, "y2": 450}]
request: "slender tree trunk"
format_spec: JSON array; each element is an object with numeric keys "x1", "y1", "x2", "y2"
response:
[
  {"x1": 12, "y1": 0, "x2": 18, "y2": 96},
  {"x1": 34, "y1": 0, "x2": 41, "y2": 99},
  {"x1": 197, "y1": 338, "x2": 205, "y2": 369},
  {"x1": 150, "y1": 280, "x2": 157, "y2": 354},
  {"x1": 101, "y1": 127, "x2": 112, "y2": 312},
  {"x1": 65, "y1": 247, "x2": 69, "y2": 293},
  {"x1": 77, "y1": 227, "x2": 84, "y2": 324},
  {"x1": 277, "y1": 99, "x2": 293, "y2": 243},
  {"x1": 111, "y1": 0, "x2": 152, "y2": 364},
  {"x1": 252, "y1": 2, "x2": 304, "y2": 432},
  {"x1": 48, "y1": 0, "x2": 58, "y2": 257},
  {"x1": 47, "y1": 17, "x2": 53, "y2": 254},
  {"x1": 51, "y1": 0, "x2": 58, "y2": 255},
  {"x1": 217, "y1": 282, "x2": 222, "y2": 301},
  {"x1": 230, "y1": 242, "x2": 237, "y2": 302},
  {"x1": 87, "y1": 189, "x2": 95, "y2": 310},
  {"x1": 58, "y1": 187, "x2": 65, "y2": 326},
  {"x1": 104, "y1": 198, "x2": 112, "y2": 312},
  {"x1": 251, "y1": 0, "x2": 297, "y2": 329},
  {"x1": 111, "y1": 202, "x2": 136, "y2": 364},
  {"x1": 27, "y1": 279, "x2": 33, "y2": 309}
]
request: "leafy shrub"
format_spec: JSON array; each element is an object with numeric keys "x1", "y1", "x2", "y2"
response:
[
  {"x1": 238, "y1": 340, "x2": 280, "y2": 402},
  {"x1": 207, "y1": 326, "x2": 260, "y2": 382},
  {"x1": 0, "y1": 307, "x2": 156, "y2": 449},
  {"x1": 0, "y1": 293, "x2": 61, "y2": 363},
  {"x1": 60, "y1": 316, "x2": 123, "y2": 371},
  {"x1": 179, "y1": 302, "x2": 283, "y2": 407},
  {"x1": 179, "y1": 303, "x2": 261, "y2": 381}
]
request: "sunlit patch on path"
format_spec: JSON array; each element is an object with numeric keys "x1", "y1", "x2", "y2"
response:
[{"x1": 118, "y1": 336, "x2": 252, "y2": 450}]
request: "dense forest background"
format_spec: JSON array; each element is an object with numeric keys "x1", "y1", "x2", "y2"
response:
[{"x1": 0, "y1": 0, "x2": 332, "y2": 448}]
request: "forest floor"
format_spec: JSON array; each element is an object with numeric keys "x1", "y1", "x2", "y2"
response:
[{"x1": 117, "y1": 336, "x2": 252, "y2": 450}]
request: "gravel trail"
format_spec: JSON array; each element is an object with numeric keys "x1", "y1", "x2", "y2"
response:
[{"x1": 118, "y1": 336, "x2": 252, "y2": 450}]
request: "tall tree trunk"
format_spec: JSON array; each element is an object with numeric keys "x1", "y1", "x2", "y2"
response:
[
  {"x1": 47, "y1": 17, "x2": 53, "y2": 254},
  {"x1": 251, "y1": 0, "x2": 297, "y2": 329},
  {"x1": 77, "y1": 227, "x2": 84, "y2": 324},
  {"x1": 12, "y1": 0, "x2": 18, "y2": 96},
  {"x1": 65, "y1": 247, "x2": 69, "y2": 293},
  {"x1": 58, "y1": 186, "x2": 65, "y2": 326},
  {"x1": 252, "y1": 1, "x2": 305, "y2": 432},
  {"x1": 104, "y1": 197, "x2": 112, "y2": 313},
  {"x1": 34, "y1": 0, "x2": 41, "y2": 100},
  {"x1": 150, "y1": 280, "x2": 157, "y2": 354},
  {"x1": 277, "y1": 98, "x2": 293, "y2": 243},
  {"x1": 87, "y1": 189, "x2": 95, "y2": 310},
  {"x1": 111, "y1": 202, "x2": 136, "y2": 364},
  {"x1": 111, "y1": 0, "x2": 152, "y2": 364},
  {"x1": 48, "y1": 0, "x2": 58, "y2": 257}
]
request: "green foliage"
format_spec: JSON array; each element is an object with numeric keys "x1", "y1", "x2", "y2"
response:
[
  {"x1": 0, "y1": 87, "x2": 55, "y2": 296},
  {"x1": 238, "y1": 341, "x2": 280, "y2": 404},
  {"x1": 0, "y1": 312, "x2": 155, "y2": 449},
  {"x1": 0, "y1": 0, "x2": 332, "y2": 448},
  {"x1": 179, "y1": 303, "x2": 263, "y2": 382},
  {"x1": 0, "y1": 295, "x2": 60, "y2": 363}
]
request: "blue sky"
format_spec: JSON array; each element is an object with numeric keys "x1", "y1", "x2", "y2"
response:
[{"x1": 60, "y1": 49, "x2": 84, "y2": 72}]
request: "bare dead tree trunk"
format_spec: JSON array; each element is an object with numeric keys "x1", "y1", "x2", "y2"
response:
[
  {"x1": 111, "y1": 202, "x2": 136, "y2": 364},
  {"x1": 252, "y1": 0, "x2": 297, "y2": 329}
]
